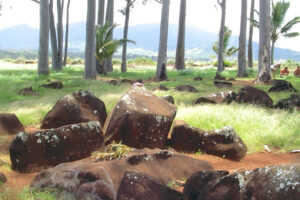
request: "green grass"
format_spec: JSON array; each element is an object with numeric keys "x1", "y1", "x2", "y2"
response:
[
  {"x1": 0, "y1": 64, "x2": 299, "y2": 153},
  {"x1": 0, "y1": 187, "x2": 57, "y2": 200}
]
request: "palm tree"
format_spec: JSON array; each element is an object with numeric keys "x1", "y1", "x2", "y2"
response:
[
  {"x1": 217, "y1": 0, "x2": 226, "y2": 72},
  {"x1": 248, "y1": 0, "x2": 255, "y2": 68},
  {"x1": 238, "y1": 0, "x2": 247, "y2": 77},
  {"x1": 213, "y1": 26, "x2": 238, "y2": 65},
  {"x1": 270, "y1": 1, "x2": 300, "y2": 64},
  {"x1": 175, "y1": 0, "x2": 186, "y2": 70},
  {"x1": 95, "y1": 23, "x2": 135, "y2": 75}
]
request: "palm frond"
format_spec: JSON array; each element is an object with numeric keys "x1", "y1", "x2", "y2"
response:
[
  {"x1": 280, "y1": 16, "x2": 300, "y2": 33},
  {"x1": 249, "y1": 18, "x2": 259, "y2": 28},
  {"x1": 283, "y1": 32, "x2": 299, "y2": 38},
  {"x1": 225, "y1": 46, "x2": 238, "y2": 57}
]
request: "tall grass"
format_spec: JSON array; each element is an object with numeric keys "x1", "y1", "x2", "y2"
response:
[
  {"x1": 0, "y1": 187, "x2": 57, "y2": 200},
  {"x1": 0, "y1": 64, "x2": 299, "y2": 152}
]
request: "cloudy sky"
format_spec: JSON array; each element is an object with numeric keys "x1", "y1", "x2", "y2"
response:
[{"x1": 1, "y1": 0, "x2": 300, "y2": 51}]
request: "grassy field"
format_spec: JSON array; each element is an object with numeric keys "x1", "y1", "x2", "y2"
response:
[{"x1": 0, "y1": 64, "x2": 299, "y2": 153}]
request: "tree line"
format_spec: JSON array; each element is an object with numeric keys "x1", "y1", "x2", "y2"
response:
[{"x1": 33, "y1": 0, "x2": 299, "y2": 83}]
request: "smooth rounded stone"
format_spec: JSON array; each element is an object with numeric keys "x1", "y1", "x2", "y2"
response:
[
  {"x1": 175, "y1": 85, "x2": 199, "y2": 93},
  {"x1": 161, "y1": 94, "x2": 174, "y2": 104},
  {"x1": 192, "y1": 91, "x2": 236, "y2": 105},
  {"x1": 272, "y1": 94, "x2": 300, "y2": 110},
  {"x1": 170, "y1": 120, "x2": 247, "y2": 160},
  {"x1": 153, "y1": 84, "x2": 169, "y2": 91},
  {"x1": 9, "y1": 121, "x2": 104, "y2": 172},
  {"x1": 18, "y1": 87, "x2": 38, "y2": 96},
  {"x1": 117, "y1": 170, "x2": 182, "y2": 200},
  {"x1": 0, "y1": 172, "x2": 7, "y2": 184},
  {"x1": 193, "y1": 76, "x2": 203, "y2": 81},
  {"x1": 268, "y1": 80, "x2": 297, "y2": 92},
  {"x1": 31, "y1": 148, "x2": 213, "y2": 200},
  {"x1": 104, "y1": 85, "x2": 177, "y2": 149},
  {"x1": 236, "y1": 86, "x2": 273, "y2": 107},
  {"x1": 214, "y1": 81, "x2": 233, "y2": 88},
  {"x1": 41, "y1": 90, "x2": 107, "y2": 129},
  {"x1": 0, "y1": 113, "x2": 25, "y2": 135},
  {"x1": 41, "y1": 81, "x2": 63, "y2": 89}
]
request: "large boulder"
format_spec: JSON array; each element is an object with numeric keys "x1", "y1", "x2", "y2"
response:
[
  {"x1": 192, "y1": 91, "x2": 236, "y2": 105},
  {"x1": 182, "y1": 163, "x2": 300, "y2": 200},
  {"x1": 41, "y1": 81, "x2": 63, "y2": 89},
  {"x1": 9, "y1": 121, "x2": 103, "y2": 172},
  {"x1": 0, "y1": 113, "x2": 25, "y2": 135},
  {"x1": 104, "y1": 85, "x2": 177, "y2": 149},
  {"x1": 175, "y1": 85, "x2": 199, "y2": 93},
  {"x1": 183, "y1": 170, "x2": 243, "y2": 200},
  {"x1": 41, "y1": 90, "x2": 107, "y2": 129},
  {"x1": 242, "y1": 163, "x2": 300, "y2": 200},
  {"x1": 236, "y1": 86, "x2": 273, "y2": 107},
  {"x1": 272, "y1": 94, "x2": 300, "y2": 110},
  {"x1": 170, "y1": 121, "x2": 247, "y2": 160},
  {"x1": 31, "y1": 149, "x2": 213, "y2": 200},
  {"x1": 268, "y1": 80, "x2": 297, "y2": 92},
  {"x1": 117, "y1": 170, "x2": 182, "y2": 200}
]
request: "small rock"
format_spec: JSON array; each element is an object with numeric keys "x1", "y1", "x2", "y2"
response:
[
  {"x1": 236, "y1": 86, "x2": 273, "y2": 107},
  {"x1": 192, "y1": 91, "x2": 236, "y2": 105},
  {"x1": 18, "y1": 87, "x2": 38, "y2": 96},
  {"x1": 161, "y1": 95, "x2": 174, "y2": 104},
  {"x1": 153, "y1": 85, "x2": 169, "y2": 91},
  {"x1": 175, "y1": 85, "x2": 199, "y2": 93},
  {"x1": 0, "y1": 113, "x2": 25, "y2": 135},
  {"x1": 268, "y1": 80, "x2": 297, "y2": 92},
  {"x1": 193, "y1": 76, "x2": 203, "y2": 81},
  {"x1": 0, "y1": 172, "x2": 7, "y2": 184},
  {"x1": 109, "y1": 80, "x2": 118, "y2": 85},
  {"x1": 41, "y1": 81, "x2": 63, "y2": 89},
  {"x1": 214, "y1": 73, "x2": 226, "y2": 80},
  {"x1": 214, "y1": 81, "x2": 233, "y2": 88}
]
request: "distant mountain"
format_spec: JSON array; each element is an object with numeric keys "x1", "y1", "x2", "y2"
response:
[{"x1": 0, "y1": 22, "x2": 299, "y2": 61}]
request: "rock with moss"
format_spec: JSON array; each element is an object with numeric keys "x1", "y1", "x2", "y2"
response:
[
  {"x1": 41, "y1": 90, "x2": 107, "y2": 129},
  {"x1": 103, "y1": 84, "x2": 177, "y2": 149},
  {"x1": 9, "y1": 121, "x2": 103, "y2": 172},
  {"x1": 170, "y1": 120, "x2": 247, "y2": 160}
]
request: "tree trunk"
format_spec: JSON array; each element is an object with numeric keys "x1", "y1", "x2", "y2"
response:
[
  {"x1": 49, "y1": 0, "x2": 59, "y2": 70},
  {"x1": 97, "y1": 0, "x2": 105, "y2": 25},
  {"x1": 104, "y1": 0, "x2": 114, "y2": 72},
  {"x1": 156, "y1": 0, "x2": 170, "y2": 81},
  {"x1": 217, "y1": 0, "x2": 226, "y2": 72},
  {"x1": 56, "y1": 0, "x2": 64, "y2": 70},
  {"x1": 271, "y1": 39, "x2": 275, "y2": 65},
  {"x1": 121, "y1": 0, "x2": 131, "y2": 73},
  {"x1": 258, "y1": 0, "x2": 271, "y2": 82},
  {"x1": 84, "y1": 0, "x2": 97, "y2": 80},
  {"x1": 96, "y1": 0, "x2": 105, "y2": 74},
  {"x1": 247, "y1": 0, "x2": 254, "y2": 68},
  {"x1": 63, "y1": 0, "x2": 71, "y2": 66},
  {"x1": 38, "y1": 0, "x2": 50, "y2": 75},
  {"x1": 238, "y1": 0, "x2": 247, "y2": 77},
  {"x1": 175, "y1": 0, "x2": 186, "y2": 70}
]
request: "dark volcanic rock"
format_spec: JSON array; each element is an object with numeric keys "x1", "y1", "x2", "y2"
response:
[
  {"x1": 242, "y1": 163, "x2": 300, "y2": 200},
  {"x1": 228, "y1": 77, "x2": 236, "y2": 81},
  {"x1": 272, "y1": 94, "x2": 300, "y2": 110},
  {"x1": 0, "y1": 172, "x2": 7, "y2": 184},
  {"x1": 161, "y1": 94, "x2": 174, "y2": 104},
  {"x1": 117, "y1": 170, "x2": 182, "y2": 200},
  {"x1": 104, "y1": 85, "x2": 177, "y2": 149},
  {"x1": 175, "y1": 85, "x2": 199, "y2": 93},
  {"x1": 120, "y1": 79, "x2": 133, "y2": 84},
  {"x1": 236, "y1": 86, "x2": 273, "y2": 107},
  {"x1": 193, "y1": 76, "x2": 203, "y2": 81},
  {"x1": 192, "y1": 91, "x2": 236, "y2": 105},
  {"x1": 214, "y1": 73, "x2": 226, "y2": 80},
  {"x1": 31, "y1": 149, "x2": 213, "y2": 200},
  {"x1": 0, "y1": 113, "x2": 25, "y2": 135},
  {"x1": 214, "y1": 81, "x2": 233, "y2": 88},
  {"x1": 41, "y1": 81, "x2": 63, "y2": 89},
  {"x1": 183, "y1": 170, "x2": 229, "y2": 200},
  {"x1": 268, "y1": 80, "x2": 297, "y2": 92},
  {"x1": 41, "y1": 90, "x2": 107, "y2": 129},
  {"x1": 170, "y1": 120, "x2": 247, "y2": 160},
  {"x1": 9, "y1": 121, "x2": 103, "y2": 172},
  {"x1": 153, "y1": 84, "x2": 169, "y2": 91},
  {"x1": 109, "y1": 80, "x2": 119, "y2": 85},
  {"x1": 18, "y1": 87, "x2": 38, "y2": 96}
]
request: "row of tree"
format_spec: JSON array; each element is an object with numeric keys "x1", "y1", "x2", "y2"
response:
[{"x1": 35, "y1": 0, "x2": 299, "y2": 83}]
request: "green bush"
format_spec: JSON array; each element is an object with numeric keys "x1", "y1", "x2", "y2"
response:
[{"x1": 213, "y1": 59, "x2": 234, "y2": 67}]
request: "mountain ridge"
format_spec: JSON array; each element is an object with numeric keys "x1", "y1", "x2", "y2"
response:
[{"x1": 0, "y1": 22, "x2": 299, "y2": 61}]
